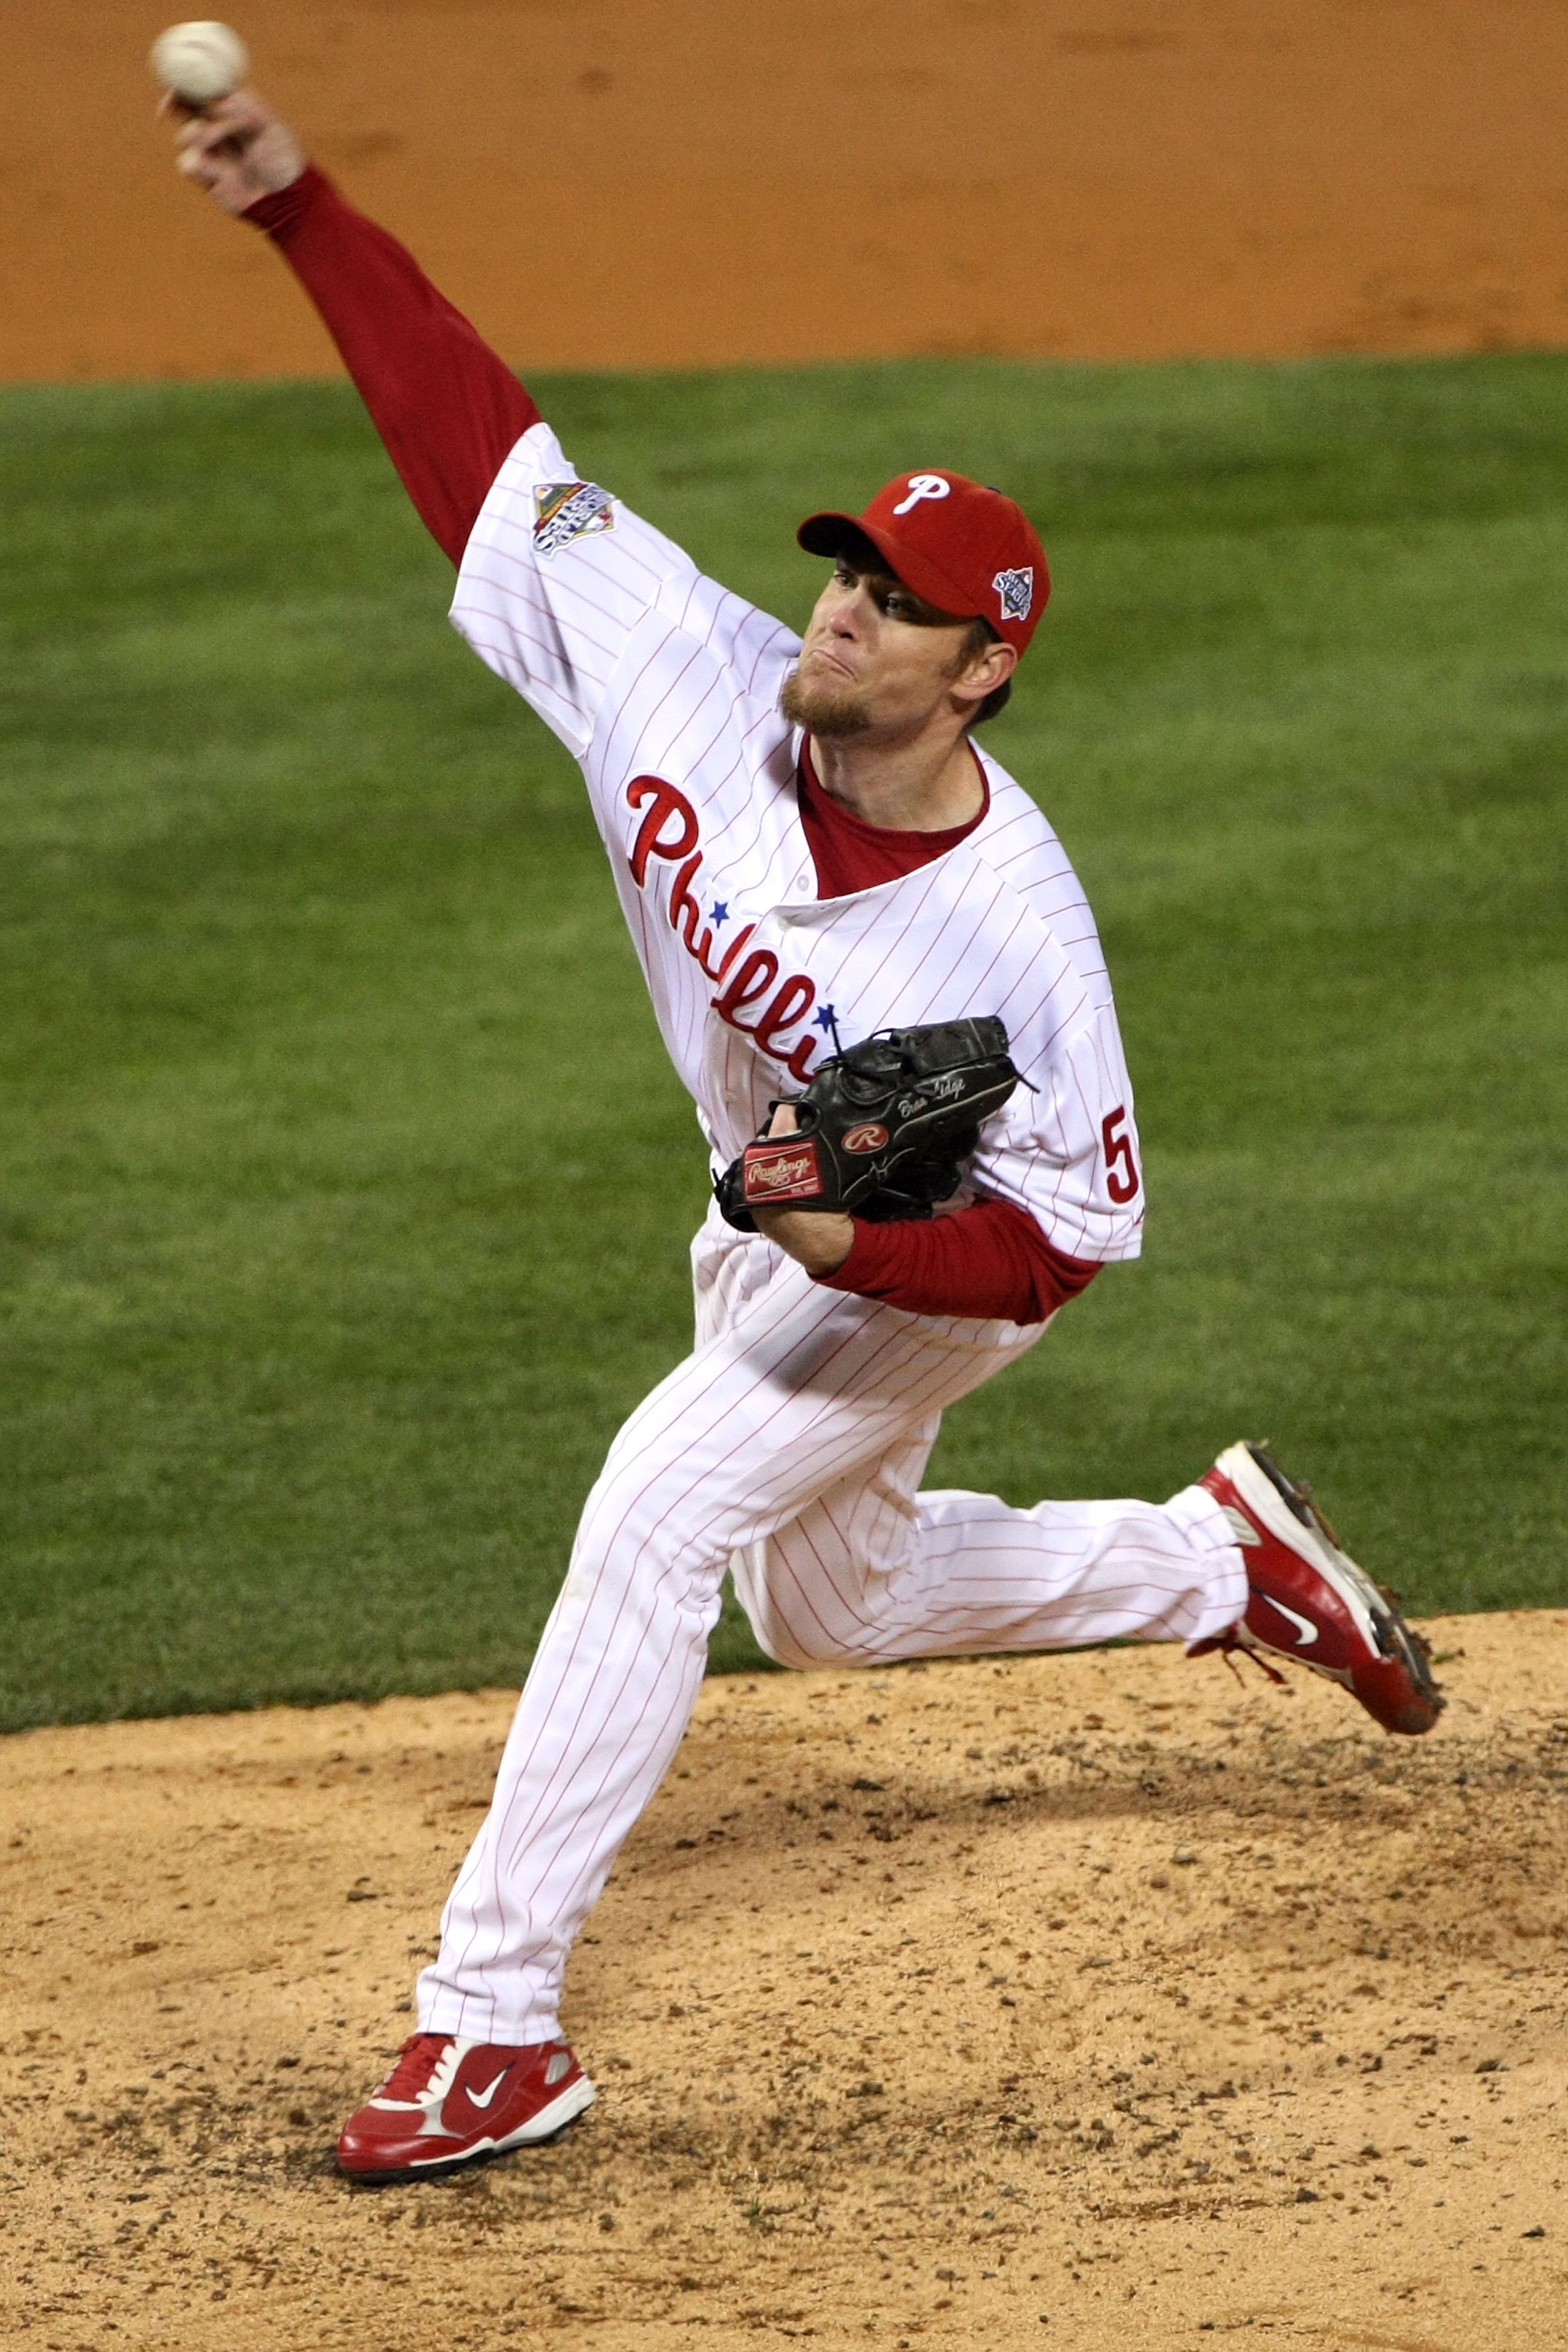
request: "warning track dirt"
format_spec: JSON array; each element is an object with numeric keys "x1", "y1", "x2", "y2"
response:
[{"x1": 7, "y1": 0, "x2": 1568, "y2": 377}]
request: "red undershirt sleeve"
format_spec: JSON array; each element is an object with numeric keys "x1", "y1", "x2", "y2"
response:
[
  {"x1": 818, "y1": 1196, "x2": 1100, "y2": 1324},
  {"x1": 242, "y1": 165, "x2": 540, "y2": 567}
]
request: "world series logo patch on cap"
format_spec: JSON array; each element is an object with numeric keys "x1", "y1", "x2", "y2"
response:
[{"x1": 992, "y1": 566, "x2": 1034, "y2": 624}]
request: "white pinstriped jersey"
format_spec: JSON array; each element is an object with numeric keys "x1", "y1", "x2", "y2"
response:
[{"x1": 449, "y1": 422, "x2": 1144, "y2": 1266}]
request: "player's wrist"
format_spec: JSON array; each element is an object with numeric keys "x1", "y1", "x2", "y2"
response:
[
  {"x1": 751, "y1": 1207, "x2": 855, "y2": 1276},
  {"x1": 239, "y1": 159, "x2": 321, "y2": 236}
]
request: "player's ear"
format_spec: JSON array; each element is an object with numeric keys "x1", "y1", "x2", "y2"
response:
[{"x1": 950, "y1": 634, "x2": 1018, "y2": 712}]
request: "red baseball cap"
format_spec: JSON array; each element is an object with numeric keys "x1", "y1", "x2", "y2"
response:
[{"x1": 797, "y1": 470, "x2": 1050, "y2": 652}]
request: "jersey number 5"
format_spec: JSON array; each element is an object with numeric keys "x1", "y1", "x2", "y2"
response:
[{"x1": 1102, "y1": 1106, "x2": 1141, "y2": 1204}]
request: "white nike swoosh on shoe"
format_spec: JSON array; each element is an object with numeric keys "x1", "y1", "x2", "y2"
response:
[
  {"x1": 464, "y1": 2068, "x2": 513, "y2": 2111},
  {"x1": 1258, "y1": 1592, "x2": 1319, "y2": 1647}
]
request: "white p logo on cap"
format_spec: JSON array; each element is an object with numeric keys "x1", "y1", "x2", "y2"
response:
[{"x1": 891, "y1": 474, "x2": 952, "y2": 517}]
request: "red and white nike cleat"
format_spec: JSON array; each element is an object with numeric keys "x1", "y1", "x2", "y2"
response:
[
  {"x1": 336, "y1": 2033, "x2": 595, "y2": 2183},
  {"x1": 1192, "y1": 1442, "x2": 1444, "y2": 1736}
]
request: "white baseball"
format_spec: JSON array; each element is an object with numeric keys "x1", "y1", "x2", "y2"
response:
[{"x1": 149, "y1": 21, "x2": 249, "y2": 106}]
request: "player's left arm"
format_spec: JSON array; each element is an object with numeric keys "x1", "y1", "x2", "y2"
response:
[
  {"x1": 818, "y1": 1004, "x2": 1137, "y2": 1317},
  {"x1": 750, "y1": 1089, "x2": 1103, "y2": 1322},
  {"x1": 756, "y1": 1195, "x2": 1097, "y2": 1321},
  {"x1": 814, "y1": 1197, "x2": 1099, "y2": 1319}
]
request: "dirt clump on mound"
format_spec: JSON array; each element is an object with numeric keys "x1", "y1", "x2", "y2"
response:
[{"x1": 4, "y1": 1613, "x2": 1566, "y2": 2350}]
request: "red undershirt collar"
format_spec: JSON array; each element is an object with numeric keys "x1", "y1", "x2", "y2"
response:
[{"x1": 796, "y1": 737, "x2": 990, "y2": 900}]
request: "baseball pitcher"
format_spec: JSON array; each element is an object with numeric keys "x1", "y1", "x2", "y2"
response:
[{"x1": 168, "y1": 87, "x2": 1442, "y2": 2184}]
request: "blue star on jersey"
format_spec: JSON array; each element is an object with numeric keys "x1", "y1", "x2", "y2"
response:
[{"x1": 709, "y1": 901, "x2": 729, "y2": 926}]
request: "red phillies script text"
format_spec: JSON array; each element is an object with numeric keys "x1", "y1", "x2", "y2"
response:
[{"x1": 627, "y1": 776, "x2": 820, "y2": 1080}]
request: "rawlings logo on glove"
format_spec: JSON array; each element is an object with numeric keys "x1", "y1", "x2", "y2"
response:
[
  {"x1": 716, "y1": 1017, "x2": 1021, "y2": 1230},
  {"x1": 739, "y1": 1142, "x2": 823, "y2": 1201}
]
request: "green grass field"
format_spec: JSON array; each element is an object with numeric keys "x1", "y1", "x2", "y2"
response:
[{"x1": 2, "y1": 355, "x2": 1564, "y2": 1731}]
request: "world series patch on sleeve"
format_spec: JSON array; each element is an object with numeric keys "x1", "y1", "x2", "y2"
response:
[{"x1": 716, "y1": 1018, "x2": 1022, "y2": 1228}]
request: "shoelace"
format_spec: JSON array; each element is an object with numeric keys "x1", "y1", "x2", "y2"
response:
[
  {"x1": 374, "y1": 2033, "x2": 457, "y2": 2103},
  {"x1": 1189, "y1": 1630, "x2": 1289, "y2": 1691}
]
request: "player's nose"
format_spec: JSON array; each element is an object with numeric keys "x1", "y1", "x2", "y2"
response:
[{"x1": 828, "y1": 582, "x2": 871, "y2": 635}]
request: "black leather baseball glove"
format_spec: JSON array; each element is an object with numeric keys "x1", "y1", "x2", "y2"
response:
[{"x1": 716, "y1": 1017, "x2": 1021, "y2": 1230}]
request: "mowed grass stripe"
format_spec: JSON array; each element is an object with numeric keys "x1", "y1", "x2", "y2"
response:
[{"x1": 1, "y1": 357, "x2": 1563, "y2": 1730}]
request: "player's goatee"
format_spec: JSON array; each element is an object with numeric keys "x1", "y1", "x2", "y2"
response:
[{"x1": 779, "y1": 664, "x2": 872, "y2": 737}]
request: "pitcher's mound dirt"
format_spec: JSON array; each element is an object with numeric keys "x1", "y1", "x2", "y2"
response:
[
  {"x1": 8, "y1": 1, "x2": 1568, "y2": 377},
  {"x1": 5, "y1": 1613, "x2": 1566, "y2": 2348}
]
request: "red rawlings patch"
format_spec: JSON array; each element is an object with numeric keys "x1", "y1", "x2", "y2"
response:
[
  {"x1": 841, "y1": 1122, "x2": 889, "y2": 1155},
  {"x1": 742, "y1": 1140, "x2": 824, "y2": 1206}
]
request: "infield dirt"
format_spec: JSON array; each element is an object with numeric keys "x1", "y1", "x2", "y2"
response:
[
  {"x1": 5, "y1": 1612, "x2": 1564, "y2": 2350},
  {"x1": 7, "y1": 0, "x2": 1568, "y2": 377}
]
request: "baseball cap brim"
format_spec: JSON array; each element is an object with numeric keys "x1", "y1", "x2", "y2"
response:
[{"x1": 796, "y1": 510, "x2": 983, "y2": 625}]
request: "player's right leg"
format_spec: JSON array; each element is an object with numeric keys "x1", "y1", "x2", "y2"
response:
[
  {"x1": 731, "y1": 1437, "x2": 1246, "y2": 1668},
  {"x1": 732, "y1": 1432, "x2": 1439, "y2": 1734}
]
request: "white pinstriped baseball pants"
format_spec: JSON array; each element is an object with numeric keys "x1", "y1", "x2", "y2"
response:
[{"x1": 417, "y1": 1215, "x2": 1247, "y2": 2043}]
